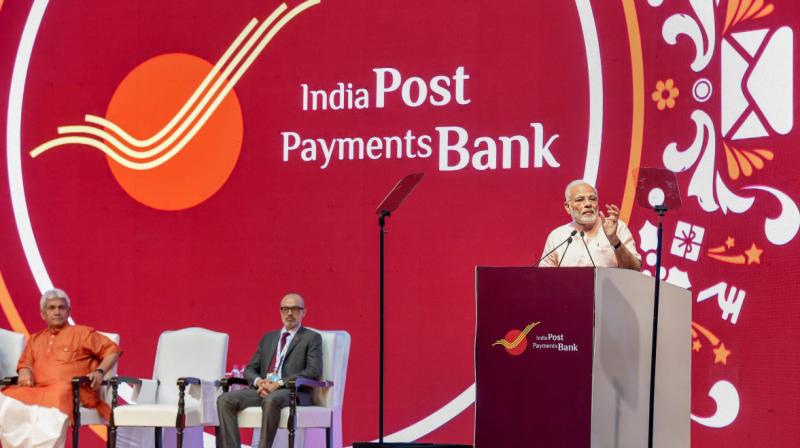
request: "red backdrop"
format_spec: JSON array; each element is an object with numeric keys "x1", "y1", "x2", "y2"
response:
[{"x1": 1, "y1": 0, "x2": 798, "y2": 446}]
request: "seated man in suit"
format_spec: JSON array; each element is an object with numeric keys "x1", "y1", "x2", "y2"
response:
[
  {"x1": 217, "y1": 293, "x2": 323, "y2": 448},
  {"x1": 0, "y1": 288, "x2": 121, "y2": 448}
]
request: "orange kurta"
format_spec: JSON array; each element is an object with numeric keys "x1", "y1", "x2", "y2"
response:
[{"x1": 1, "y1": 325, "x2": 120, "y2": 423}]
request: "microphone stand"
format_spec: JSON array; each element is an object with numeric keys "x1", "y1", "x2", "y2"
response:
[
  {"x1": 556, "y1": 238, "x2": 573, "y2": 267},
  {"x1": 579, "y1": 231, "x2": 596, "y2": 267},
  {"x1": 536, "y1": 230, "x2": 577, "y2": 266},
  {"x1": 379, "y1": 209, "x2": 389, "y2": 443},
  {"x1": 647, "y1": 204, "x2": 667, "y2": 448}
]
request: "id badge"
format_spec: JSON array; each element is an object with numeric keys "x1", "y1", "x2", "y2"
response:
[{"x1": 266, "y1": 372, "x2": 280, "y2": 382}]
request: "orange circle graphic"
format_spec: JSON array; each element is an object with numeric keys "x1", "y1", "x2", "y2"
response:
[
  {"x1": 104, "y1": 53, "x2": 243, "y2": 211},
  {"x1": 504, "y1": 329, "x2": 528, "y2": 356}
]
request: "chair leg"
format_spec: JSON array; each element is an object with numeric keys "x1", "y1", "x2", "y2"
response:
[
  {"x1": 106, "y1": 425, "x2": 112, "y2": 448},
  {"x1": 109, "y1": 379, "x2": 119, "y2": 448},
  {"x1": 155, "y1": 427, "x2": 163, "y2": 448},
  {"x1": 72, "y1": 378, "x2": 81, "y2": 448},
  {"x1": 176, "y1": 379, "x2": 186, "y2": 448},
  {"x1": 326, "y1": 427, "x2": 332, "y2": 448},
  {"x1": 109, "y1": 424, "x2": 117, "y2": 448},
  {"x1": 215, "y1": 426, "x2": 222, "y2": 448},
  {"x1": 289, "y1": 385, "x2": 297, "y2": 448}
]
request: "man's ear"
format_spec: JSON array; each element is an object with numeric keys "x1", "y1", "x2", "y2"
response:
[{"x1": 563, "y1": 202, "x2": 571, "y2": 215}]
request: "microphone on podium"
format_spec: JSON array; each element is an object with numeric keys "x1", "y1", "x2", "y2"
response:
[
  {"x1": 579, "y1": 231, "x2": 596, "y2": 267},
  {"x1": 536, "y1": 230, "x2": 577, "y2": 266}
]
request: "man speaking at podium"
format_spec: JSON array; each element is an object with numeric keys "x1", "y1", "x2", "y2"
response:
[{"x1": 538, "y1": 180, "x2": 642, "y2": 271}]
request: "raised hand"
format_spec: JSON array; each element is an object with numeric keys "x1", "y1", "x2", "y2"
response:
[{"x1": 598, "y1": 204, "x2": 621, "y2": 244}]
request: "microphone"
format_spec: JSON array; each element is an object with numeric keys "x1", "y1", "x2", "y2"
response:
[
  {"x1": 579, "y1": 231, "x2": 596, "y2": 267},
  {"x1": 536, "y1": 230, "x2": 577, "y2": 266}
]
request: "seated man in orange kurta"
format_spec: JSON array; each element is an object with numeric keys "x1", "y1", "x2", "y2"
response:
[{"x1": 0, "y1": 288, "x2": 121, "y2": 448}]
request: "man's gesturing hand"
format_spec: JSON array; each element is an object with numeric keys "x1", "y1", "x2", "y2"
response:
[{"x1": 599, "y1": 204, "x2": 621, "y2": 245}]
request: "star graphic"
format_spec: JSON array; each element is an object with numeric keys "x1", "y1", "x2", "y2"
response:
[
  {"x1": 725, "y1": 236, "x2": 735, "y2": 249},
  {"x1": 744, "y1": 243, "x2": 763, "y2": 265},
  {"x1": 692, "y1": 339, "x2": 702, "y2": 352},
  {"x1": 713, "y1": 342, "x2": 731, "y2": 365}
]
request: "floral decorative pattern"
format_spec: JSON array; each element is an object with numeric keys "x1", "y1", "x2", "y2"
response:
[{"x1": 652, "y1": 78, "x2": 680, "y2": 110}]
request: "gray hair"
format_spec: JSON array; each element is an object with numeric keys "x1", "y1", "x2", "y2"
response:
[
  {"x1": 564, "y1": 179, "x2": 597, "y2": 202},
  {"x1": 40, "y1": 288, "x2": 71, "y2": 311}
]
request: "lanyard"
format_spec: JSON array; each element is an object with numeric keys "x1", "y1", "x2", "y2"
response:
[{"x1": 273, "y1": 333, "x2": 291, "y2": 374}]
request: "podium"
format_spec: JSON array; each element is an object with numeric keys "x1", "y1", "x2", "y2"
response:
[{"x1": 475, "y1": 267, "x2": 690, "y2": 448}]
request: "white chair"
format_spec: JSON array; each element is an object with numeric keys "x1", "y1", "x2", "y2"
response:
[
  {"x1": 219, "y1": 329, "x2": 351, "y2": 448},
  {"x1": 71, "y1": 331, "x2": 120, "y2": 447},
  {"x1": 110, "y1": 327, "x2": 229, "y2": 448},
  {"x1": 0, "y1": 328, "x2": 25, "y2": 383}
]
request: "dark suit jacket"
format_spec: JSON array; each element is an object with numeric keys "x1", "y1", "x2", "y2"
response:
[{"x1": 243, "y1": 326, "x2": 322, "y2": 386}]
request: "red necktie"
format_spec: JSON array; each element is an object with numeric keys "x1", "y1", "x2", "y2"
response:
[{"x1": 267, "y1": 332, "x2": 290, "y2": 374}]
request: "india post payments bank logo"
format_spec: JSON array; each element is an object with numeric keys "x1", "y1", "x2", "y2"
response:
[
  {"x1": 28, "y1": 1, "x2": 320, "y2": 211},
  {"x1": 492, "y1": 321, "x2": 539, "y2": 356}
]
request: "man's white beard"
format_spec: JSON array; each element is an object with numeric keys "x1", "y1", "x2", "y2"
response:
[{"x1": 571, "y1": 209, "x2": 597, "y2": 226}]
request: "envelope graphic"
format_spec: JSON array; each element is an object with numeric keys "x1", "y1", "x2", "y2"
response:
[{"x1": 721, "y1": 26, "x2": 793, "y2": 140}]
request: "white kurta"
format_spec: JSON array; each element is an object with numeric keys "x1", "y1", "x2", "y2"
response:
[{"x1": 538, "y1": 220, "x2": 641, "y2": 268}]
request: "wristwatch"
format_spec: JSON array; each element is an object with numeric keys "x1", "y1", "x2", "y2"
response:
[
  {"x1": 96, "y1": 368, "x2": 106, "y2": 375},
  {"x1": 612, "y1": 241, "x2": 622, "y2": 250}
]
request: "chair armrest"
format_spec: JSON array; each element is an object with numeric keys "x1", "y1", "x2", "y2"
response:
[
  {"x1": 177, "y1": 376, "x2": 201, "y2": 387},
  {"x1": 217, "y1": 377, "x2": 249, "y2": 392},
  {"x1": 110, "y1": 376, "x2": 158, "y2": 405},
  {"x1": 290, "y1": 377, "x2": 333, "y2": 389},
  {"x1": 72, "y1": 375, "x2": 90, "y2": 386},
  {"x1": 1, "y1": 376, "x2": 18, "y2": 387},
  {"x1": 71, "y1": 375, "x2": 109, "y2": 387},
  {"x1": 110, "y1": 376, "x2": 144, "y2": 387}
]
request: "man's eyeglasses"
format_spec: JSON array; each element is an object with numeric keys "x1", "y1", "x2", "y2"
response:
[{"x1": 280, "y1": 306, "x2": 305, "y2": 314}]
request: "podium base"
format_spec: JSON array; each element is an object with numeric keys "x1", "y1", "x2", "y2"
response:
[{"x1": 353, "y1": 444, "x2": 472, "y2": 448}]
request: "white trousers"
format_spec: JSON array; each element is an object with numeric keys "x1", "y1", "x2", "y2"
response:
[{"x1": 0, "y1": 393, "x2": 68, "y2": 448}]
